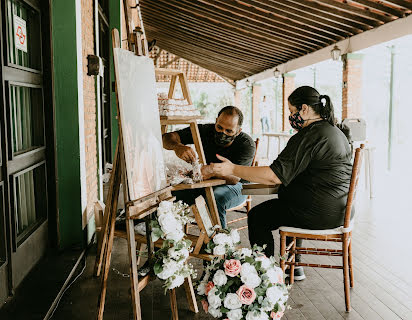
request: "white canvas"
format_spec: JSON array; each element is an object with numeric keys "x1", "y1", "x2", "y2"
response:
[{"x1": 113, "y1": 48, "x2": 167, "y2": 200}]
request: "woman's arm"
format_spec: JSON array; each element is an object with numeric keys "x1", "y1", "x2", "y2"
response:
[{"x1": 211, "y1": 155, "x2": 282, "y2": 185}]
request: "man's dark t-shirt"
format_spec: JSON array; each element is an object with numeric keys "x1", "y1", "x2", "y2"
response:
[
  {"x1": 176, "y1": 124, "x2": 255, "y2": 167},
  {"x1": 270, "y1": 120, "x2": 352, "y2": 229}
]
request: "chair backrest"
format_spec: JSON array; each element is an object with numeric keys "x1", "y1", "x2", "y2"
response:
[
  {"x1": 342, "y1": 118, "x2": 366, "y2": 141},
  {"x1": 251, "y1": 138, "x2": 260, "y2": 166},
  {"x1": 343, "y1": 145, "x2": 364, "y2": 228}
]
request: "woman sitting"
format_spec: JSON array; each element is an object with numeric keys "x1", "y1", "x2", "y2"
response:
[{"x1": 211, "y1": 86, "x2": 353, "y2": 280}]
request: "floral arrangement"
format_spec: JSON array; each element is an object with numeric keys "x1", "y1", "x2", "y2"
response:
[
  {"x1": 150, "y1": 200, "x2": 196, "y2": 291},
  {"x1": 198, "y1": 233, "x2": 290, "y2": 320}
]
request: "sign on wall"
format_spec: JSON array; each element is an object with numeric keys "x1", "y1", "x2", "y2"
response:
[{"x1": 14, "y1": 15, "x2": 27, "y2": 53}]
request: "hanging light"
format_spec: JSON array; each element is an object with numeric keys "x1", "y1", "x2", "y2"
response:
[
  {"x1": 273, "y1": 68, "x2": 281, "y2": 78},
  {"x1": 331, "y1": 45, "x2": 341, "y2": 61},
  {"x1": 245, "y1": 79, "x2": 251, "y2": 87}
]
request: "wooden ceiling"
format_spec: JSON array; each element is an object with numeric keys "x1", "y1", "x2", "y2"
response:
[{"x1": 140, "y1": 0, "x2": 412, "y2": 81}]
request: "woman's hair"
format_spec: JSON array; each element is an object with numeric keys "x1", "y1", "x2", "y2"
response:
[{"x1": 288, "y1": 86, "x2": 336, "y2": 126}]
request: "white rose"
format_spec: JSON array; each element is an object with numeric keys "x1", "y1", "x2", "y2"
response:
[
  {"x1": 213, "y1": 233, "x2": 233, "y2": 245},
  {"x1": 197, "y1": 281, "x2": 206, "y2": 295},
  {"x1": 256, "y1": 256, "x2": 271, "y2": 270},
  {"x1": 213, "y1": 270, "x2": 228, "y2": 286},
  {"x1": 241, "y1": 273, "x2": 261, "y2": 288},
  {"x1": 165, "y1": 229, "x2": 185, "y2": 242},
  {"x1": 240, "y1": 263, "x2": 257, "y2": 277},
  {"x1": 246, "y1": 310, "x2": 269, "y2": 320},
  {"x1": 266, "y1": 286, "x2": 283, "y2": 304},
  {"x1": 213, "y1": 244, "x2": 226, "y2": 256},
  {"x1": 207, "y1": 288, "x2": 222, "y2": 309},
  {"x1": 261, "y1": 297, "x2": 274, "y2": 312},
  {"x1": 169, "y1": 275, "x2": 185, "y2": 289},
  {"x1": 227, "y1": 308, "x2": 243, "y2": 320},
  {"x1": 208, "y1": 307, "x2": 223, "y2": 318},
  {"x1": 224, "y1": 293, "x2": 242, "y2": 310},
  {"x1": 158, "y1": 200, "x2": 173, "y2": 212},
  {"x1": 168, "y1": 247, "x2": 189, "y2": 260},
  {"x1": 239, "y1": 248, "x2": 252, "y2": 257},
  {"x1": 230, "y1": 229, "x2": 240, "y2": 243},
  {"x1": 158, "y1": 213, "x2": 180, "y2": 234},
  {"x1": 266, "y1": 267, "x2": 283, "y2": 284},
  {"x1": 157, "y1": 260, "x2": 179, "y2": 279}
]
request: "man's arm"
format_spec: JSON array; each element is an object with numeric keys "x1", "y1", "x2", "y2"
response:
[
  {"x1": 201, "y1": 165, "x2": 240, "y2": 185},
  {"x1": 162, "y1": 132, "x2": 197, "y2": 163}
]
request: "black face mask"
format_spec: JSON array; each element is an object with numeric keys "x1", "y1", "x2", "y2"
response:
[{"x1": 214, "y1": 127, "x2": 236, "y2": 146}]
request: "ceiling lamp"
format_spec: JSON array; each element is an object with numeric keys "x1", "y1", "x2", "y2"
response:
[
  {"x1": 245, "y1": 79, "x2": 251, "y2": 87},
  {"x1": 331, "y1": 45, "x2": 341, "y2": 61},
  {"x1": 273, "y1": 68, "x2": 281, "y2": 78}
]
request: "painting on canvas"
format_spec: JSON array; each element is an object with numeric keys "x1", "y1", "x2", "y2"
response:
[{"x1": 113, "y1": 48, "x2": 167, "y2": 200}]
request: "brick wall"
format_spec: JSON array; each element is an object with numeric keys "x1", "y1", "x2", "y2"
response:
[
  {"x1": 82, "y1": 0, "x2": 98, "y2": 224},
  {"x1": 282, "y1": 74, "x2": 295, "y2": 131},
  {"x1": 342, "y1": 53, "x2": 364, "y2": 119},
  {"x1": 252, "y1": 84, "x2": 261, "y2": 134}
]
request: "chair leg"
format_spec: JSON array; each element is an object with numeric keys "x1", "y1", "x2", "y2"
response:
[
  {"x1": 343, "y1": 234, "x2": 351, "y2": 312},
  {"x1": 280, "y1": 232, "x2": 286, "y2": 274},
  {"x1": 290, "y1": 237, "x2": 296, "y2": 284},
  {"x1": 246, "y1": 196, "x2": 252, "y2": 213},
  {"x1": 348, "y1": 237, "x2": 354, "y2": 288}
]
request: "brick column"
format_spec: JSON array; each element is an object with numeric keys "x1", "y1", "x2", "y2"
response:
[
  {"x1": 252, "y1": 84, "x2": 261, "y2": 134},
  {"x1": 342, "y1": 53, "x2": 364, "y2": 119},
  {"x1": 282, "y1": 73, "x2": 295, "y2": 131}
]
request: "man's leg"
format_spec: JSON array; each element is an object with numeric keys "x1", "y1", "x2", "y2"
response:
[{"x1": 213, "y1": 183, "x2": 247, "y2": 228}]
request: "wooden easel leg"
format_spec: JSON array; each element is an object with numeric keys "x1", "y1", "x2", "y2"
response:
[
  {"x1": 97, "y1": 196, "x2": 118, "y2": 319},
  {"x1": 204, "y1": 187, "x2": 221, "y2": 227},
  {"x1": 95, "y1": 141, "x2": 121, "y2": 276},
  {"x1": 184, "y1": 276, "x2": 198, "y2": 313},
  {"x1": 169, "y1": 289, "x2": 179, "y2": 320},
  {"x1": 126, "y1": 218, "x2": 142, "y2": 320}
]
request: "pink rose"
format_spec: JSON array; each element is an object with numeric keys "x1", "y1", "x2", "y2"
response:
[
  {"x1": 270, "y1": 311, "x2": 285, "y2": 319},
  {"x1": 236, "y1": 284, "x2": 256, "y2": 305},
  {"x1": 224, "y1": 259, "x2": 242, "y2": 277},
  {"x1": 205, "y1": 281, "x2": 215, "y2": 296},
  {"x1": 201, "y1": 300, "x2": 209, "y2": 313}
]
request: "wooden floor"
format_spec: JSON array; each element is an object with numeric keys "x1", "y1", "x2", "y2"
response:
[
  {"x1": 2, "y1": 182, "x2": 411, "y2": 320},
  {"x1": 45, "y1": 184, "x2": 412, "y2": 320}
]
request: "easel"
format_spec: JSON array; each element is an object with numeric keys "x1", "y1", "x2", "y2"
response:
[
  {"x1": 155, "y1": 67, "x2": 225, "y2": 228},
  {"x1": 94, "y1": 16, "x2": 200, "y2": 318}
]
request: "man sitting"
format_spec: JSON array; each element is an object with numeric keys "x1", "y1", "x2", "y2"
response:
[{"x1": 162, "y1": 106, "x2": 255, "y2": 228}]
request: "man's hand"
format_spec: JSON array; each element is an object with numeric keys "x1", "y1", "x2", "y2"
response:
[
  {"x1": 211, "y1": 154, "x2": 235, "y2": 176},
  {"x1": 174, "y1": 145, "x2": 197, "y2": 163}
]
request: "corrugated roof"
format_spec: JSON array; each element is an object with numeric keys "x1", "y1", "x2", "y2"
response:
[{"x1": 140, "y1": 0, "x2": 412, "y2": 81}]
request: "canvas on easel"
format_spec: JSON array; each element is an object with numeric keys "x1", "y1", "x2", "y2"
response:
[{"x1": 113, "y1": 48, "x2": 167, "y2": 199}]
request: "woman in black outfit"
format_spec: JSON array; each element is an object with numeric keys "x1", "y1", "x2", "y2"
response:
[{"x1": 211, "y1": 86, "x2": 352, "y2": 280}]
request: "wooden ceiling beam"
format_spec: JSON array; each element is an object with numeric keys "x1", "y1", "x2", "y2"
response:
[
  {"x1": 266, "y1": 0, "x2": 370, "y2": 31},
  {"x1": 187, "y1": 0, "x2": 329, "y2": 47},
  {"x1": 150, "y1": 0, "x2": 318, "y2": 55},
  {"x1": 156, "y1": 38, "x2": 270, "y2": 73},
  {"x1": 282, "y1": 0, "x2": 380, "y2": 26},
  {"x1": 142, "y1": 5, "x2": 303, "y2": 58},
  {"x1": 310, "y1": 0, "x2": 393, "y2": 22},
  {"x1": 232, "y1": 0, "x2": 358, "y2": 35},
  {"x1": 147, "y1": 28, "x2": 277, "y2": 68},
  {"x1": 348, "y1": 0, "x2": 404, "y2": 17},
  {"x1": 379, "y1": 0, "x2": 412, "y2": 11},
  {"x1": 143, "y1": 17, "x2": 289, "y2": 63},
  {"x1": 203, "y1": 0, "x2": 344, "y2": 41}
]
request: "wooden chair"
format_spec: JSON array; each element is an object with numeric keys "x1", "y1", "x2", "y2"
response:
[
  {"x1": 279, "y1": 145, "x2": 364, "y2": 312},
  {"x1": 227, "y1": 138, "x2": 260, "y2": 230}
]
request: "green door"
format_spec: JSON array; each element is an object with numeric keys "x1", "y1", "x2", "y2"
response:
[{"x1": 0, "y1": 0, "x2": 53, "y2": 302}]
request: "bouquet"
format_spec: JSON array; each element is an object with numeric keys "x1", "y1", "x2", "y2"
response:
[
  {"x1": 149, "y1": 200, "x2": 196, "y2": 291},
  {"x1": 198, "y1": 231, "x2": 289, "y2": 320}
]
